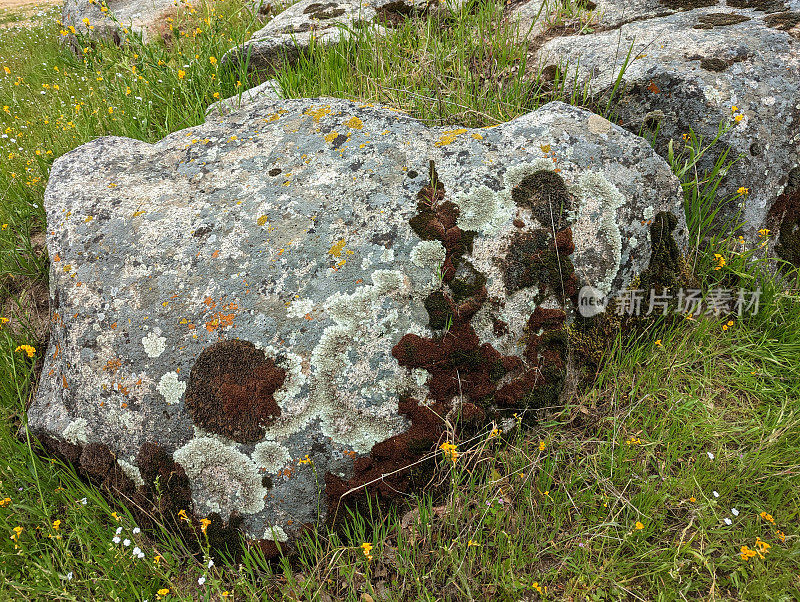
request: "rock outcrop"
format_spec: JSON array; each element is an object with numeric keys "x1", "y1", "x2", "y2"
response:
[
  {"x1": 515, "y1": 0, "x2": 800, "y2": 246},
  {"x1": 60, "y1": 0, "x2": 175, "y2": 44},
  {"x1": 31, "y1": 98, "x2": 686, "y2": 549}
]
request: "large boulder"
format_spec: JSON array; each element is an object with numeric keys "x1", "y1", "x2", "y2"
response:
[
  {"x1": 220, "y1": 0, "x2": 465, "y2": 74},
  {"x1": 60, "y1": 0, "x2": 175, "y2": 44},
  {"x1": 30, "y1": 98, "x2": 686, "y2": 549},
  {"x1": 518, "y1": 0, "x2": 800, "y2": 244}
]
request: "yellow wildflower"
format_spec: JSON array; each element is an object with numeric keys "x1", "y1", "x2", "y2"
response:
[
  {"x1": 178, "y1": 70, "x2": 186, "y2": 80},
  {"x1": 52, "y1": 520, "x2": 61, "y2": 530},
  {"x1": 737, "y1": 187, "x2": 749, "y2": 195},
  {"x1": 635, "y1": 521, "x2": 644, "y2": 530},
  {"x1": 538, "y1": 440, "x2": 546, "y2": 451},
  {"x1": 209, "y1": 56, "x2": 217, "y2": 65},
  {"x1": 758, "y1": 228, "x2": 770, "y2": 238},
  {"x1": 14, "y1": 345, "x2": 36, "y2": 358},
  {"x1": 734, "y1": 114, "x2": 744, "y2": 123},
  {"x1": 740, "y1": 545, "x2": 757, "y2": 560},
  {"x1": 439, "y1": 441, "x2": 458, "y2": 464},
  {"x1": 467, "y1": 539, "x2": 480, "y2": 547},
  {"x1": 178, "y1": 509, "x2": 189, "y2": 522},
  {"x1": 200, "y1": 518, "x2": 211, "y2": 534},
  {"x1": 759, "y1": 511, "x2": 775, "y2": 524},
  {"x1": 361, "y1": 542, "x2": 373, "y2": 560}
]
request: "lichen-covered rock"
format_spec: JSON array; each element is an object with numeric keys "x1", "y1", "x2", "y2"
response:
[
  {"x1": 527, "y1": 2, "x2": 800, "y2": 239},
  {"x1": 205, "y1": 79, "x2": 283, "y2": 119},
  {"x1": 220, "y1": 0, "x2": 463, "y2": 74},
  {"x1": 31, "y1": 97, "x2": 685, "y2": 548},
  {"x1": 60, "y1": 0, "x2": 175, "y2": 44}
]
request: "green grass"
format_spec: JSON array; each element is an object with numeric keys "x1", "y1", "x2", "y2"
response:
[{"x1": 1, "y1": 0, "x2": 800, "y2": 599}]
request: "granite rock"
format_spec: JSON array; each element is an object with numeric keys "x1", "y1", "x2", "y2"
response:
[
  {"x1": 522, "y1": 1, "x2": 800, "y2": 241},
  {"x1": 60, "y1": 0, "x2": 175, "y2": 44}
]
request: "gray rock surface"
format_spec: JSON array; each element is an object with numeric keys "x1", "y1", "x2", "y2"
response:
[
  {"x1": 31, "y1": 98, "x2": 685, "y2": 545},
  {"x1": 221, "y1": 0, "x2": 388, "y2": 74},
  {"x1": 221, "y1": 0, "x2": 466, "y2": 74},
  {"x1": 205, "y1": 79, "x2": 284, "y2": 118},
  {"x1": 521, "y1": 1, "x2": 800, "y2": 237},
  {"x1": 60, "y1": 0, "x2": 174, "y2": 43}
]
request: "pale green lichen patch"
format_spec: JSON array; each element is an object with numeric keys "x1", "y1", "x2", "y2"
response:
[
  {"x1": 252, "y1": 440, "x2": 292, "y2": 473},
  {"x1": 570, "y1": 171, "x2": 626, "y2": 295},
  {"x1": 157, "y1": 371, "x2": 186, "y2": 405},
  {"x1": 410, "y1": 240, "x2": 446, "y2": 269},
  {"x1": 117, "y1": 459, "x2": 145, "y2": 487},
  {"x1": 173, "y1": 436, "x2": 267, "y2": 519},
  {"x1": 62, "y1": 418, "x2": 89, "y2": 445},
  {"x1": 141, "y1": 330, "x2": 166, "y2": 358}
]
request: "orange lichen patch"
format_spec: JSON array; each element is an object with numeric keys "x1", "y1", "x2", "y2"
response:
[
  {"x1": 204, "y1": 310, "x2": 235, "y2": 332},
  {"x1": 647, "y1": 80, "x2": 660, "y2": 94},
  {"x1": 324, "y1": 131, "x2": 339, "y2": 143},
  {"x1": 344, "y1": 116, "x2": 363, "y2": 129},
  {"x1": 264, "y1": 110, "x2": 289, "y2": 123},
  {"x1": 104, "y1": 358, "x2": 122, "y2": 373},
  {"x1": 435, "y1": 128, "x2": 468, "y2": 147},
  {"x1": 203, "y1": 297, "x2": 217, "y2": 309},
  {"x1": 211, "y1": 250, "x2": 220, "y2": 259},
  {"x1": 62, "y1": 375, "x2": 68, "y2": 389},
  {"x1": 52, "y1": 254, "x2": 61, "y2": 262},
  {"x1": 132, "y1": 210, "x2": 146, "y2": 218},
  {"x1": 471, "y1": 133, "x2": 483, "y2": 140},
  {"x1": 184, "y1": 339, "x2": 286, "y2": 443},
  {"x1": 257, "y1": 215, "x2": 269, "y2": 226},
  {"x1": 303, "y1": 105, "x2": 333, "y2": 123},
  {"x1": 328, "y1": 239, "x2": 346, "y2": 257}
]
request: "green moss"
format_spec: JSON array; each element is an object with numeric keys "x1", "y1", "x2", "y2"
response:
[
  {"x1": 489, "y1": 360, "x2": 507, "y2": 383},
  {"x1": 659, "y1": 0, "x2": 716, "y2": 8},
  {"x1": 694, "y1": 13, "x2": 751, "y2": 28},
  {"x1": 424, "y1": 291, "x2": 452, "y2": 330},
  {"x1": 764, "y1": 11, "x2": 800, "y2": 30},
  {"x1": 638, "y1": 211, "x2": 681, "y2": 292},
  {"x1": 726, "y1": 0, "x2": 788, "y2": 13},
  {"x1": 448, "y1": 258, "x2": 486, "y2": 302}
]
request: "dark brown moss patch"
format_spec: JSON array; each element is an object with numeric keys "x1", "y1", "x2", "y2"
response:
[
  {"x1": 694, "y1": 13, "x2": 751, "y2": 28},
  {"x1": 768, "y1": 167, "x2": 800, "y2": 266},
  {"x1": 502, "y1": 227, "x2": 579, "y2": 303},
  {"x1": 373, "y1": 0, "x2": 415, "y2": 27},
  {"x1": 700, "y1": 57, "x2": 729, "y2": 71},
  {"x1": 185, "y1": 339, "x2": 285, "y2": 443},
  {"x1": 726, "y1": 0, "x2": 788, "y2": 12},
  {"x1": 303, "y1": 1, "x2": 345, "y2": 18},
  {"x1": 136, "y1": 441, "x2": 193, "y2": 523},
  {"x1": 511, "y1": 170, "x2": 573, "y2": 229},
  {"x1": 33, "y1": 434, "x2": 259, "y2": 563},
  {"x1": 409, "y1": 160, "x2": 477, "y2": 289},
  {"x1": 764, "y1": 11, "x2": 800, "y2": 30},
  {"x1": 325, "y1": 396, "x2": 448, "y2": 520},
  {"x1": 659, "y1": 0, "x2": 716, "y2": 9}
]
